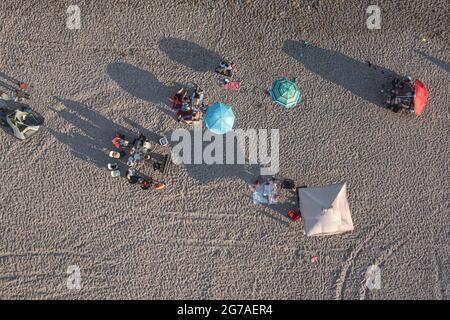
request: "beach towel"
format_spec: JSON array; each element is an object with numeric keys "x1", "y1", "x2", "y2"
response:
[{"x1": 224, "y1": 81, "x2": 241, "y2": 90}]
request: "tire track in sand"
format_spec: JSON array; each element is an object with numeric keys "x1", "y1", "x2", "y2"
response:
[
  {"x1": 358, "y1": 236, "x2": 408, "y2": 300},
  {"x1": 334, "y1": 222, "x2": 388, "y2": 300}
]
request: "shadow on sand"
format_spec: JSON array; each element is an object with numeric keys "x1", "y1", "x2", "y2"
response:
[
  {"x1": 187, "y1": 162, "x2": 294, "y2": 225},
  {"x1": 159, "y1": 37, "x2": 222, "y2": 72},
  {"x1": 282, "y1": 40, "x2": 400, "y2": 106},
  {"x1": 48, "y1": 97, "x2": 162, "y2": 172},
  {"x1": 256, "y1": 191, "x2": 299, "y2": 226},
  {"x1": 48, "y1": 97, "x2": 131, "y2": 168},
  {"x1": 0, "y1": 70, "x2": 20, "y2": 92},
  {"x1": 415, "y1": 50, "x2": 450, "y2": 73},
  {"x1": 182, "y1": 148, "x2": 296, "y2": 225},
  {"x1": 107, "y1": 62, "x2": 184, "y2": 119}
]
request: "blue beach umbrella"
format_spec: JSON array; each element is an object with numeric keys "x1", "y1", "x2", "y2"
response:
[
  {"x1": 269, "y1": 77, "x2": 302, "y2": 109},
  {"x1": 204, "y1": 102, "x2": 235, "y2": 134}
]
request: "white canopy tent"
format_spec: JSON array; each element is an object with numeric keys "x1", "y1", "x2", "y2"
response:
[{"x1": 297, "y1": 182, "x2": 354, "y2": 236}]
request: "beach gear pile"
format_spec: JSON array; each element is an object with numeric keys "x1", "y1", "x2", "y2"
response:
[
  {"x1": 0, "y1": 80, "x2": 44, "y2": 140},
  {"x1": 107, "y1": 132, "x2": 170, "y2": 191}
]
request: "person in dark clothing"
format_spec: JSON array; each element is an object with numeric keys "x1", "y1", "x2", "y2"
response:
[
  {"x1": 0, "y1": 105, "x2": 8, "y2": 126},
  {"x1": 387, "y1": 76, "x2": 415, "y2": 113},
  {"x1": 215, "y1": 60, "x2": 236, "y2": 77},
  {"x1": 126, "y1": 168, "x2": 139, "y2": 184},
  {"x1": 140, "y1": 178, "x2": 152, "y2": 190}
]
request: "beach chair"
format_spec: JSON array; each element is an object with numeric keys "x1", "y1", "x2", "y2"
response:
[
  {"x1": 280, "y1": 178, "x2": 296, "y2": 190},
  {"x1": 152, "y1": 154, "x2": 172, "y2": 175}
]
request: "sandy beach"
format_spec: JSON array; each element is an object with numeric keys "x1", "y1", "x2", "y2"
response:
[{"x1": 0, "y1": 0, "x2": 448, "y2": 299}]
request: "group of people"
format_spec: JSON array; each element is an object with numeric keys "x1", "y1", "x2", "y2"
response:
[
  {"x1": 108, "y1": 132, "x2": 165, "y2": 190},
  {"x1": 249, "y1": 178, "x2": 280, "y2": 205},
  {"x1": 172, "y1": 86, "x2": 206, "y2": 125},
  {"x1": 215, "y1": 60, "x2": 236, "y2": 79},
  {"x1": 106, "y1": 60, "x2": 239, "y2": 189},
  {"x1": 386, "y1": 76, "x2": 416, "y2": 113},
  {"x1": 171, "y1": 60, "x2": 237, "y2": 125}
]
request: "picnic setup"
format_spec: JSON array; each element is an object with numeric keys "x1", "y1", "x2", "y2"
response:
[{"x1": 107, "y1": 132, "x2": 171, "y2": 190}]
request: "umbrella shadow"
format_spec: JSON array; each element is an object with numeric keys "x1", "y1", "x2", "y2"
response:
[
  {"x1": 48, "y1": 97, "x2": 138, "y2": 169},
  {"x1": 177, "y1": 133, "x2": 276, "y2": 185},
  {"x1": 159, "y1": 37, "x2": 222, "y2": 72},
  {"x1": 185, "y1": 162, "x2": 262, "y2": 185},
  {"x1": 282, "y1": 40, "x2": 400, "y2": 107},
  {"x1": 415, "y1": 50, "x2": 450, "y2": 73},
  {"x1": 107, "y1": 62, "x2": 184, "y2": 119}
]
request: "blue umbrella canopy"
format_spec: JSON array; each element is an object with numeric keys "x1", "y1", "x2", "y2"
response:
[
  {"x1": 269, "y1": 78, "x2": 301, "y2": 109},
  {"x1": 204, "y1": 102, "x2": 235, "y2": 134}
]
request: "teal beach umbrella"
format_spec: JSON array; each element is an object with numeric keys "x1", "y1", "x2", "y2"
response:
[
  {"x1": 269, "y1": 78, "x2": 302, "y2": 109},
  {"x1": 204, "y1": 102, "x2": 235, "y2": 134}
]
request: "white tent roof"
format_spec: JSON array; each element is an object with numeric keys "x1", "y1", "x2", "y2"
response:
[{"x1": 297, "y1": 182, "x2": 354, "y2": 236}]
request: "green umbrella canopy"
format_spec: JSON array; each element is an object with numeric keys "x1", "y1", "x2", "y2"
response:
[{"x1": 269, "y1": 78, "x2": 302, "y2": 109}]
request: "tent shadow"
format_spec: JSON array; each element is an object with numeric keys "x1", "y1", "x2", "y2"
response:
[
  {"x1": 415, "y1": 50, "x2": 450, "y2": 73},
  {"x1": 258, "y1": 196, "x2": 297, "y2": 227},
  {"x1": 159, "y1": 37, "x2": 222, "y2": 72},
  {"x1": 177, "y1": 134, "x2": 276, "y2": 186},
  {"x1": 107, "y1": 62, "x2": 183, "y2": 119},
  {"x1": 282, "y1": 40, "x2": 400, "y2": 107}
]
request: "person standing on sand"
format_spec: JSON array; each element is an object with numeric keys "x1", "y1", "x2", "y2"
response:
[{"x1": 140, "y1": 178, "x2": 152, "y2": 190}]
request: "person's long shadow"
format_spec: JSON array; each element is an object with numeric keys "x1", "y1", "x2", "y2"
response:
[
  {"x1": 283, "y1": 40, "x2": 400, "y2": 106},
  {"x1": 123, "y1": 118, "x2": 163, "y2": 144},
  {"x1": 159, "y1": 37, "x2": 222, "y2": 72},
  {"x1": 415, "y1": 50, "x2": 450, "y2": 73},
  {"x1": 0, "y1": 70, "x2": 20, "y2": 92},
  {"x1": 48, "y1": 97, "x2": 137, "y2": 168},
  {"x1": 107, "y1": 62, "x2": 183, "y2": 119}
]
